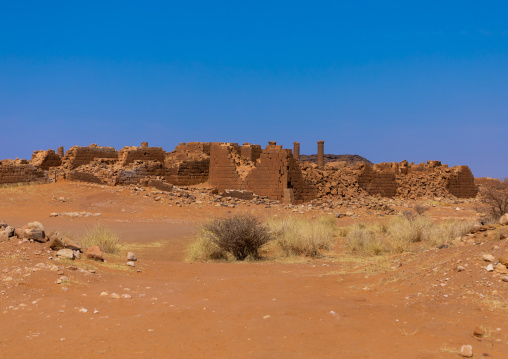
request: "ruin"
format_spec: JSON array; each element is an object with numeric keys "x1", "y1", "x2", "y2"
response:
[{"x1": 0, "y1": 141, "x2": 479, "y2": 203}]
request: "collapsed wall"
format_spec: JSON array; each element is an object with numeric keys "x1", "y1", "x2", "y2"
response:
[
  {"x1": 29, "y1": 149, "x2": 62, "y2": 170},
  {"x1": 302, "y1": 159, "x2": 478, "y2": 200}
]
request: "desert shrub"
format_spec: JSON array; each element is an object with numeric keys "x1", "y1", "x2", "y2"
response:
[
  {"x1": 413, "y1": 203, "x2": 430, "y2": 215},
  {"x1": 81, "y1": 224, "x2": 120, "y2": 254},
  {"x1": 267, "y1": 215, "x2": 336, "y2": 257},
  {"x1": 478, "y1": 178, "x2": 508, "y2": 220},
  {"x1": 196, "y1": 214, "x2": 271, "y2": 261}
]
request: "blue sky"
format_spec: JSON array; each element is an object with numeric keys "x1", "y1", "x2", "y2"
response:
[{"x1": 0, "y1": 1, "x2": 506, "y2": 178}]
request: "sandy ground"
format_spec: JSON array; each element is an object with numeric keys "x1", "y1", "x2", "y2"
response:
[{"x1": 1, "y1": 182, "x2": 507, "y2": 358}]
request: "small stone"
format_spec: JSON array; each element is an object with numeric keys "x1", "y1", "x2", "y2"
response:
[
  {"x1": 100, "y1": 292, "x2": 109, "y2": 297},
  {"x1": 500, "y1": 213, "x2": 508, "y2": 226},
  {"x1": 486, "y1": 264, "x2": 494, "y2": 272},
  {"x1": 56, "y1": 249, "x2": 74, "y2": 260},
  {"x1": 502, "y1": 276, "x2": 508, "y2": 282},
  {"x1": 127, "y1": 252, "x2": 137, "y2": 261},
  {"x1": 121, "y1": 294, "x2": 132, "y2": 299},
  {"x1": 459, "y1": 344, "x2": 473, "y2": 357},
  {"x1": 110, "y1": 293, "x2": 120, "y2": 299},
  {"x1": 473, "y1": 327, "x2": 485, "y2": 338},
  {"x1": 457, "y1": 265, "x2": 466, "y2": 272},
  {"x1": 126, "y1": 261, "x2": 135, "y2": 267},
  {"x1": 49, "y1": 213, "x2": 58, "y2": 217},
  {"x1": 482, "y1": 254, "x2": 495, "y2": 262},
  {"x1": 78, "y1": 308, "x2": 88, "y2": 313}
]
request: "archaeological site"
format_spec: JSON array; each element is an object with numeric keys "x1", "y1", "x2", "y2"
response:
[{"x1": 0, "y1": 140, "x2": 479, "y2": 204}]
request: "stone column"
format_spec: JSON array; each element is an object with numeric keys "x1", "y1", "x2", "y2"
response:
[
  {"x1": 141, "y1": 142, "x2": 148, "y2": 148},
  {"x1": 317, "y1": 140, "x2": 325, "y2": 169},
  {"x1": 293, "y1": 142, "x2": 300, "y2": 161},
  {"x1": 57, "y1": 146, "x2": 64, "y2": 157}
]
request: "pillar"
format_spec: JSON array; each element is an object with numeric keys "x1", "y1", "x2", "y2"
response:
[
  {"x1": 293, "y1": 142, "x2": 300, "y2": 161},
  {"x1": 57, "y1": 146, "x2": 64, "y2": 157},
  {"x1": 141, "y1": 142, "x2": 148, "y2": 148},
  {"x1": 317, "y1": 140, "x2": 325, "y2": 169}
]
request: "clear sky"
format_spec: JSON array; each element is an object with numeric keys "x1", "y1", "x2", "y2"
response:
[{"x1": 0, "y1": 1, "x2": 506, "y2": 178}]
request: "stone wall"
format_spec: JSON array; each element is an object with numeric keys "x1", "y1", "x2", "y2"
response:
[
  {"x1": 0, "y1": 160, "x2": 48, "y2": 185},
  {"x1": 30, "y1": 149, "x2": 62, "y2": 170},
  {"x1": 63, "y1": 145, "x2": 119, "y2": 169},
  {"x1": 118, "y1": 146, "x2": 166, "y2": 165}
]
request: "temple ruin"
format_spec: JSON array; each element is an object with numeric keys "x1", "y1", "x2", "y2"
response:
[{"x1": 0, "y1": 141, "x2": 479, "y2": 203}]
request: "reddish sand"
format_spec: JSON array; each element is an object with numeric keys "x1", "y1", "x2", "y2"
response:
[{"x1": 1, "y1": 182, "x2": 507, "y2": 358}]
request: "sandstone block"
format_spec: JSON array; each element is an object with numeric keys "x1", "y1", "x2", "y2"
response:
[
  {"x1": 86, "y1": 246, "x2": 103, "y2": 261},
  {"x1": 56, "y1": 248, "x2": 74, "y2": 259}
]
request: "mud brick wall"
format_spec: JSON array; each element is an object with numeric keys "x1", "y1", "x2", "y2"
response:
[
  {"x1": 165, "y1": 159, "x2": 210, "y2": 186},
  {"x1": 446, "y1": 166, "x2": 479, "y2": 198},
  {"x1": 66, "y1": 170, "x2": 104, "y2": 184},
  {"x1": 30, "y1": 149, "x2": 62, "y2": 170},
  {"x1": 116, "y1": 162, "x2": 168, "y2": 185},
  {"x1": 118, "y1": 146, "x2": 166, "y2": 165},
  {"x1": 208, "y1": 144, "x2": 243, "y2": 191},
  {"x1": 245, "y1": 149, "x2": 317, "y2": 203},
  {"x1": 357, "y1": 165, "x2": 398, "y2": 197},
  {"x1": 171, "y1": 142, "x2": 211, "y2": 159},
  {"x1": 240, "y1": 144, "x2": 262, "y2": 162},
  {"x1": 0, "y1": 162, "x2": 49, "y2": 184},
  {"x1": 64, "y1": 146, "x2": 119, "y2": 169}
]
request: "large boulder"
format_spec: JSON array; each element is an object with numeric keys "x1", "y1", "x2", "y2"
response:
[
  {"x1": 500, "y1": 213, "x2": 508, "y2": 226},
  {"x1": 15, "y1": 222, "x2": 46, "y2": 242}
]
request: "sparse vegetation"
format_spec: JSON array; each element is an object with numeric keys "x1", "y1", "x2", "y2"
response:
[
  {"x1": 81, "y1": 224, "x2": 120, "y2": 254},
  {"x1": 267, "y1": 215, "x2": 336, "y2": 258},
  {"x1": 345, "y1": 215, "x2": 474, "y2": 256},
  {"x1": 188, "y1": 214, "x2": 271, "y2": 261},
  {"x1": 478, "y1": 178, "x2": 508, "y2": 220}
]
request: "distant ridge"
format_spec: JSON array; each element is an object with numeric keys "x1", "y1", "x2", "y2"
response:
[{"x1": 299, "y1": 154, "x2": 373, "y2": 166}]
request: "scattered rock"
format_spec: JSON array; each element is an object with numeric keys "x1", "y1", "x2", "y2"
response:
[
  {"x1": 56, "y1": 249, "x2": 74, "y2": 260},
  {"x1": 127, "y1": 252, "x2": 137, "y2": 261},
  {"x1": 502, "y1": 276, "x2": 508, "y2": 282},
  {"x1": 63, "y1": 238, "x2": 82, "y2": 251},
  {"x1": 499, "y1": 254, "x2": 508, "y2": 267},
  {"x1": 482, "y1": 254, "x2": 495, "y2": 262},
  {"x1": 486, "y1": 264, "x2": 494, "y2": 272},
  {"x1": 126, "y1": 261, "x2": 136, "y2": 267},
  {"x1": 473, "y1": 327, "x2": 485, "y2": 338},
  {"x1": 110, "y1": 293, "x2": 120, "y2": 299},
  {"x1": 86, "y1": 246, "x2": 103, "y2": 261},
  {"x1": 48, "y1": 237, "x2": 66, "y2": 251},
  {"x1": 495, "y1": 263, "x2": 508, "y2": 274},
  {"x1": 121, "y1": 294, "x2": 132, "y2": 299},
  {"x1": 457, "y1": 265, "x2": 466, "y2": 272},
  {"x1": 500, "y1": 213, "x2": 508, "y2": 226},
  {"x1": 459, "y1": 345, "x2": 473, "y2": 357}
]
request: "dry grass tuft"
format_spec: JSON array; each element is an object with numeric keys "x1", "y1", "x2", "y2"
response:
[
  {"x1": 81, "y1": 224, "x2": 120, "y2": 254},
  {"x1": 345, "y1": 215, "x2": 474, "y2": 256},
  {"x1": 267, "y1": 215, "x2": 336, "y2": 258}
]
